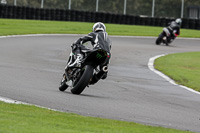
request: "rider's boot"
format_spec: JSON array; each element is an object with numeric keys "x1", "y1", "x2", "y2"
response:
[
  {"x1": 166, "y1": 36, "x2": 172, "y2": 46},
  {"x1": 101, "y1": 72, "x2": 107, "y2": 80}
]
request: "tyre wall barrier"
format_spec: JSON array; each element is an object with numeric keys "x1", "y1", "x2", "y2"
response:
[{"x1": 0, "y1": 4, "x2": 199, "y2": 30}]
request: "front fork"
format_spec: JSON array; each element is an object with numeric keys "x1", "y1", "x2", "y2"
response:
[
  {"x1": 65, "y1": 52, "x2": 75, "y2": 69},
  {"x1": 62, "y1": 52, "x2": 75, "y2": 87}
]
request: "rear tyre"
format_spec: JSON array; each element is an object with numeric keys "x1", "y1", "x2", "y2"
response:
[{"x1": 71, "y1": 65, "x2": 94, "y2": 95}]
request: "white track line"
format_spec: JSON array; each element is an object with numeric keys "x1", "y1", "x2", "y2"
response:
[
  {"x1": 0, "y1": 96, "x2": 63, "y2": 112},
  {"x1": 0, "y1": 96, "x2": 28, "y2": 104},
  {"x1": 148, "y1": 54, "x2": 200, "y2": 95}
]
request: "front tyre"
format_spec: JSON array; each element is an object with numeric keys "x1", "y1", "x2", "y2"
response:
[
  {"x1": 59, "y1": 76, "x2": 68, "y2": 91},
  {"x1": 156, "y1": 33, "x2": 164, "y2": 45},
  {"x1": 71, "y1": 65, "x2": 94, "y2": 95}
]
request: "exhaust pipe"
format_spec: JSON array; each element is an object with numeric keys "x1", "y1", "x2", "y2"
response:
[
  {"x1": 102, "y1": 66, "x2": 108, "y2": 72},
  {"x1": 96, "y1": 66, "x2": 108, "y2": 79},
  {"x1": 90, "y1": 66, "x2": 108, "y2": 84}
]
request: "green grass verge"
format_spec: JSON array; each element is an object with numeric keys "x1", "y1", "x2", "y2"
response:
[
  {"x1": 0, "y1": 101, "x2": 193, "y2": 133},
  {"x1": 154, "y1": 52, "x2": 200, "y2": 92},
  {"x1": 0, "y1": 18, "x2": 199, "y2": 132},
  {"x1": 1, "y1": 18, "x2": 200, "y2": 38}
]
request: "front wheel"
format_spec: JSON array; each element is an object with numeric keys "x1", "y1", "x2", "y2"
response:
[
  {"x1": 70, "y1": 65, "x2": 94, "y2": 95},
  {"x1": 156, "y1": 33, "x2": 164, "y2": 45},
  {"x1": 59, "y1": 76, "x2": 68, "y2": 91}
]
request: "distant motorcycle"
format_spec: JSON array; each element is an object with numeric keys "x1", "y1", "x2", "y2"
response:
[
  {"x1": 156, "y1": 28, "x2": 177, "y2": 46},
  {"x1": 59, "y1": 48, "x2": 110, "y2": 95}
]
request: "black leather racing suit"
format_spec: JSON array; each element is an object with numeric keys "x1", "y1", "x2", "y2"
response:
[
  {"x1": 72, "y1": 30, "x2": 111, "y2": 83},
  {"x1": 166, "y1": 21, "x2": 180, "y2": 42},
  {"x1": 74, "y1": 30, "x2": 111, "y2": 55}
]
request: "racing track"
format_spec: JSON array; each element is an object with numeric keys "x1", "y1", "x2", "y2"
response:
[{"x1": 0, "y1": 35, "x2": 200, "y2": 132}]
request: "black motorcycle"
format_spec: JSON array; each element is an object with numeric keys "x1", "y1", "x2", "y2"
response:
[
  {"x1": 156, "y1": 28, "x2": 176, "y2": 46},
  {"x1": 59, "y1": 48, "x2": 109, "y2": 95}
]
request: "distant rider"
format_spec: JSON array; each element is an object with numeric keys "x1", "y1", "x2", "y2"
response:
[
  {"x1": 165, "y1": 18, "x2": 182, "y2": 44},
  {"x1": 65, "y1": 22, "x2": 111, "y2": 84}
]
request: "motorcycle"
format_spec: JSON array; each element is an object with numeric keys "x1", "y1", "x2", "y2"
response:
[
  {"x1": 155, "y1": 28, "x2": 176, "y2": 46},
  {"x1": 59, "y1": 47, "x2": 110, "y2": 95}
]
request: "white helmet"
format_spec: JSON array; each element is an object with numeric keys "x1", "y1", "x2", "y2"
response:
[
  {"x1": 92, "y1": 22, "x2": 106, "y2": 32},
  {"x1": 175, "y1": 18, "x2": 182, "y2": 25}
]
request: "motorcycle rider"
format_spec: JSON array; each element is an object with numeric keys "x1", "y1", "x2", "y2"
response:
[
  {"x1": 64, "y1": 22, "x2": 111, "y2": 85},
  {"x1": 165, "y1": 18, "x2": 182, "y2": 45}
]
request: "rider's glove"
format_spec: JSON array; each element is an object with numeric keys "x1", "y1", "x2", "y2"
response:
[{"x1": 71, "y1": 43, "x2": 79, "y2": 51}]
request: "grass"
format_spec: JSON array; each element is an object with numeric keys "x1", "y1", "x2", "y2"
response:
[
  {"x1": 1, "y1": 18, "x2": 200, "y2": 38},
  {"x1": 0, "y1": 18, "x2": 199, "y2": 132},
  {"x1": 0, "y1": 101, "x2": 193, "y2": 133},
  {"x1": 154, "y1": 52, "x2": 200, "y2": 92}
]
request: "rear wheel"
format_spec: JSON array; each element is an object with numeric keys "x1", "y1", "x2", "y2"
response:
[{"x1": 71, "y1": 65, "x2": 94, "y2": 95}]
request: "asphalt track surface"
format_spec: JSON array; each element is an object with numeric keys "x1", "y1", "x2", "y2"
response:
[{"x1": 0, "y1": 35, "x2": 200, "y2": 132}]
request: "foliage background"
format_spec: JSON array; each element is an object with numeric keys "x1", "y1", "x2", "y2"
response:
[{"x1": 4, "y1": 0, "x2": 200, "y2": 18}]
